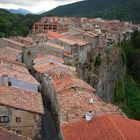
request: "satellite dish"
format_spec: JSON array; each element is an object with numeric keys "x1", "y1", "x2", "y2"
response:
[
  {"x1": 85, "y1": 111, "x2": 94, "y2": 122},
  {"x1": 44, "y1": 74, "x2": 48, "y2": 77},
  {"x1": 49, "y1": 77, "x2": 53, "y2": 80}
]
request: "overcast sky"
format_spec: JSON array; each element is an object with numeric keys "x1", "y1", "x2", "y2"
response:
[{"x1": 0, "y1": 0, "x2": 82, "y2": 13}]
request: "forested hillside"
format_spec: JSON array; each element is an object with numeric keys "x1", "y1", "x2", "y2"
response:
[
  {"x1": 1, "y1": 0, "x2": 140, "y2": 37},
  {"x1": 44, "y1": 0, "x2": 140, "y2": 23},
  {"x1": 0, "y1": 9, "x2": 40, "y2": 37},
  {"x1": 114, "y1": 31, "x2": 140, "y2": 120}
]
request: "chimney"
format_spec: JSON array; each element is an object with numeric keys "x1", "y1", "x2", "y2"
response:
[{"x1": 13, "y1": 74, "x2": 17, "y2": 79}]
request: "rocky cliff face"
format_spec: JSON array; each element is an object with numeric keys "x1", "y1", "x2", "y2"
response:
[{"x1": 77, "y1": 45, "x2": 126, "y2": 103}]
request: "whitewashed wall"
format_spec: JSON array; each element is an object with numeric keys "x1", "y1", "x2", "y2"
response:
[
  {"x1": 9, "y1": 78, "x2": 39, "y2": 92},
  {"x1": 0, "y1": 76, "x2": 39, "y2": 92}
]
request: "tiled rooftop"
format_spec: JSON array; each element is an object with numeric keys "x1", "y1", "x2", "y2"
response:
[
  {"x1": 9, "y1": 36, "x2": 33, "y2": 46},
  {"x1": 24, "y1": 37, "x2": 33, "y2": 43},
  {"x1": 33, "y1": 54, "x2": 64, "y2": 65},
  {"x1": 34, "y1": 62, "x2": 61, "y2": 74},
  {"x1": 0, "y1": 127, "x2": 31, "y2": 140},
  {"x1": 55, "y1": 88, "x2": 124, "y2": 123},
  {"x1": 54, "y1": 76, "x2": 95, "y2": 93},
  {"x1": 83, "y1": 31, "x2": 99, "y2": 37},
  {"x1": 0, "y1": 58, "x2": 39, "y2": 85},
  {"x1": 61, "y1": 114, "x2": 140, "y2": 140},
  {"x1": 17, "y1": 36, "x2": 33, "y2": 44},
  {"x1": 33, "y1": 53, "x2": 124, "y2": 123},
  {"x1": 2, "y1": 38, "x2": 25, "y2": 48},
  {"x1": 0, "y1": 47, "x2": 22, "y2": 61},
  {"x1": 47, "y1": 31, "x2": 65, "y2": 39},
  {"x1": 34, "y1": 62, "x2": 76, "y2": 75},
  {"x1": 0, "y1": 86, "x2": 44, "y2": 114},
  {"x1": 67, "y1": 37, "x2": 90, "y2": 46},
  {"x1": 51, "y1": 76, "x2": 124, "y2": 123},
  {"x1": 46, "y1": 42, "x2": 64, "y2": 50},
  {"x1": 58, "y1": 37, "x2": 76, "y2": 45},
  {"x1": 58, "y1": 36, "x2": 90, "y2": 46}
]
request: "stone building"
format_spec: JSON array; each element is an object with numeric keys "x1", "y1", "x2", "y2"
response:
[
  {"x1": 9, "y1": 36, "x2": 33, "y2": 46},
  {"x1": 33, "y1": 55, "x2": 76, "y2": 82},
  {"x1": 32, "y1": 54, "x2": 126, "y2": 140},
  {"x1": 33, "y1": 22, "x2": 68, "y2": 33},
  {"x1": 0, "y1": 38, "x2": 25, "y2": 50},
  {"x1": 0, "y1": 127, "x2": 31, "y2": 140},
  {"x1": 0, "y1": 85, "x2": 44, "y2": 140},
  {"x1": 0, "y1": 47, "x2": 22, "y2": 62},
  {"x1": 50, "y1": 36, "x2": 91, "y2": 64},
  {"x1": 0, "y1": 57, "x2": 40, "y2": 93}
]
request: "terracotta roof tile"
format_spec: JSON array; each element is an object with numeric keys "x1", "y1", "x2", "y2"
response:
[
  {"x1": 46, "y1": 42, "x2": 64, "y2": 50},
  {"x1": 0, "y1": 86, "x2": 44, "y2": 114},
  {"x1": 47, "y1": 31, "x2": 65, "y2": 39},
  {"x1": 61, "y1": 114, "x2": 140, "y2": 140},
  {"x1": 58, "y1": 35, "x2": 90, "y2": 46},
  {"x1": 58, "y1": 38, "x2": 76, "y2": 45},
  {"x1": 0, "y1": 58, "x2": 39, "y2": 85},
  {"x1": 0, "y1": 47, "x2": 22, "y2": 62},
  {"x1": 34, "y1": 62, "x2": 76, "y2": 75},
  {"x1": 51, "y1": 75, "x2": 124, "y2": 123},
  {"x1": 34, "y1": 62, "x2": 60, "y2": 74},
  {"x1": 33, "y1": 54, "x2": 64, "y2": 64},
  {"x1": 67, "y1": 37, "x2": 90, "y2": 46},
  {"x1": 2, "y1": 38, "x2": 25, "y2": 48},
  {"x1": 33, "y1": 54, "x2": 124, "y2": 123},
  {"x1": 55, "y1": 87, "x2": 124, "y2": 123},
  {"x1": 9, "y1": 36, "x2": 33, "y2": 46},
  {"x1": 54, "y1": 76, "x2": 95, "y2": 93}
]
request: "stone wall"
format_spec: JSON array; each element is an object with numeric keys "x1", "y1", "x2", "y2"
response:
[
  {"x1": 41, "y1": 74, "x2": 62, "y2": 140},
  {"x1": 0, "y1": 105, "x2": 42, "y2": 140},
  {"x1": 32, "y1": 70, "x2": 62, "y2": 140},
  {"x1": 77, "y1": 45, "x2": 126, "y2": 102},
  {"x1": 0, "y1": 38, "x2": 23, "y2": 50}
]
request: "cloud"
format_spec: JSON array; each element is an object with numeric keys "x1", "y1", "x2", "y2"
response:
[
  {"x1": 0, "y1": 0, "x2": 42, "y2": 6},
  {"x1": 0, "y1": 0, "x2": 83, "y2": 12},
  {"x1": 0, "y1": 0, "x2": 80, "y2": 6}
]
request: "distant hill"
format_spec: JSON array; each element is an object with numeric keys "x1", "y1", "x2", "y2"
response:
[
  {"x1": 43, "y1": 0, "x2": 140, "y2": 23},
  {"x1": 8, "y1": 8, "x2": 32, "y2": 15},
  {"x1": 0, "y1": 9, "x2": 40, "y2": 37}
]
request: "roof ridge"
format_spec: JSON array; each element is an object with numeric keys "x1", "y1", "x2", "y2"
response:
[{"x1": 107, "y1": 115, "x2": 126, "y2": 140}]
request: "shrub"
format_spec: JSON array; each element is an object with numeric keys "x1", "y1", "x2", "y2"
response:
[{"x1": 94, "y1": 54, "x2": 102, "y2": 67}]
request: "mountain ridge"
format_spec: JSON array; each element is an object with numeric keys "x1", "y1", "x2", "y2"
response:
[
  {"x1": 42, "y1": 0, "x2": 140, "y2": 23},
  {"x1": 8, "y1": 8, "x2": 32, "y2": 15}
]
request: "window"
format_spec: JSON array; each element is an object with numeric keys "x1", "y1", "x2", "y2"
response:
[
  {"x1": 80, "y1": 46, "x2": 84, "y2": 51},
  {"x1": 44, "y1": 25, "x2": 48, "y2": 30},
  {"x1": 0, "y1": 116, "x2": 9, "y2": 123},
  {"x1": 38, "y1": 87, "x2": 41, "y2": 92},
  {"x1": 36, "y1": 41, "x2": 39, "y2": 44},
  {"x1": 16, "y1": 130, "x2": 21, "y2": 135},
  {"x1": 35, "y1": 26, "x2": 38, "y2": 29},
  {"x1": 16, "y1": 117, "x2": 21, "y2": 123},
  {"x1": 8, "y1": 82, "x2": 11, "y2": 86}
]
